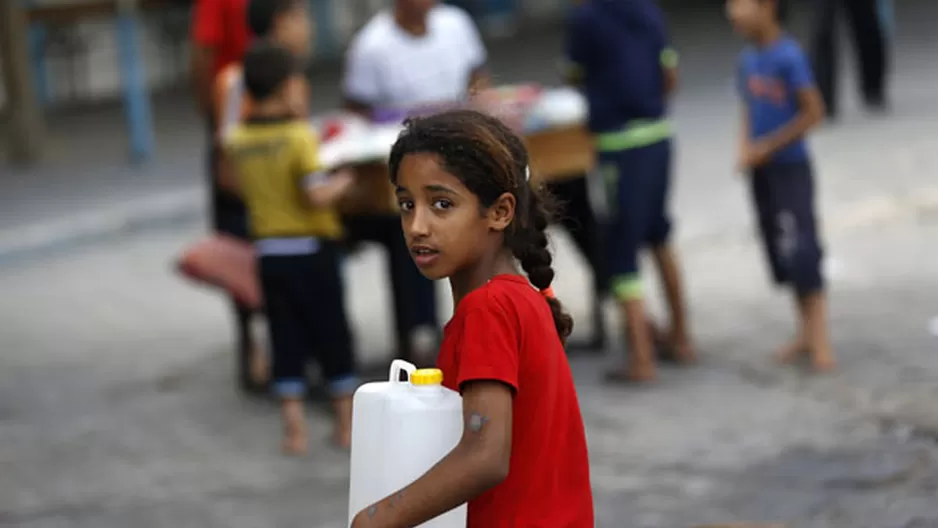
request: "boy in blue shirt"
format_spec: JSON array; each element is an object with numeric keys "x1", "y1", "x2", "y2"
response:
[
  {"x1": 727, "y1": 0, "x2": 836, "y2": 371},
  {"x1": 564, "y1": 0, "x2": 694, "y2": 383}
]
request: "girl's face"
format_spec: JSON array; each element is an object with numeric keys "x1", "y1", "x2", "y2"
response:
[{"x1": 395, "y1": 153, "x2": 514, "y2": 282}]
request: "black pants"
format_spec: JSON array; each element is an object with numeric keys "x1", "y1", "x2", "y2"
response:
[
  {"x1": 750, "y1": 162, "x2": 824, "y2": 297},
  {"x1": 812, "y1": 0, "x2": 888, "y2": 114},
  {"x1": 260, "y1": 244, "x2": 356, "y2": 398},
  {"x1": 546, "y1": 177, "x2": 608, "y2": 299},
  {"x1": 343, "y1": 214, "x2": 439, "y2": 357},
  {"x1": 207, "y1": 126, "x2": 256, "y2": 369}
]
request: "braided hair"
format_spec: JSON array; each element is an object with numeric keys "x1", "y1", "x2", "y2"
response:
[{"x1": 388, "y1": 110, "x2": 574, "y2": 343}]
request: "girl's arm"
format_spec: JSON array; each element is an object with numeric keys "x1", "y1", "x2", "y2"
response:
[{"x1": 351, "y1": 380, "x2": 513, "y2": 528}]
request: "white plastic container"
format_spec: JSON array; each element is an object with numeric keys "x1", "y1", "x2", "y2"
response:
[{"x1": 347, "y1": 360, "x2": 466, "y2": 527}]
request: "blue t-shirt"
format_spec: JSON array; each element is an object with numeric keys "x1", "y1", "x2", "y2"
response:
[
  {"x1": 737, "y1": 36, "x2": 815, "y2": 164},
  {"x1": 565, "y1": 0, "x2": 670, "y2": 133}
]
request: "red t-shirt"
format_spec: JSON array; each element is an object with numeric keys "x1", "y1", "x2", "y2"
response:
[
  {"x1": 191, "y1": 0, "x2": 251, "y2": 78},
  {"x1": 437, "y1": 274, "x2": 594, "y2": 527}
]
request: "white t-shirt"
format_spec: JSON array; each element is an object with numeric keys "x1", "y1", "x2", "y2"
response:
[{"x1": 342, "y1": 5, "x2": 487, "y2": 110}]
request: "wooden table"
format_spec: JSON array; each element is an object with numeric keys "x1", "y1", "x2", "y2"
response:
[{"x1": 338, "y1": 124, "x2": 595, "y2": 215}]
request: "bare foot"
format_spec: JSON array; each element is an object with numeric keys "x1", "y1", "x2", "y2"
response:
[
  {"x1": 773, "y1": 336, "x2": 807, "y2": 365},
  {"x1": 627, "y1": 361, "x2": 657, "y2": 382},
  {"x1": 281, "y1": 400, "x2": 308, "y2": 456},
  {"x1": 809, "y1": 347, "x2": 837, "y2": 373},
  {"x1": 668, "y1": 334, "x2": 697, "y2": 365},
  {"x1": 282, "y1": 429, "x2": 308, "y2": 456},
  {"x1": 331, "y1": 396, "x2": 353, "y2": 450},
  {"x1": 333, "y1": 427, "x2": 352, "y2": 450},
  {"x1": 603, "y1": 362, "x2": 657, "y2": 384},
  {"x1": 652, "y1": 322, "x2": 697, "y2": 365}
]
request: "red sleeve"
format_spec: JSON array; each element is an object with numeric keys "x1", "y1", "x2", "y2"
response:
[
  {"x1": 192, "y1": 0, "x2": 223, "y2": 48},
  {"x1": 455, "y1": 295, "x2": 520, "y2": 392}
]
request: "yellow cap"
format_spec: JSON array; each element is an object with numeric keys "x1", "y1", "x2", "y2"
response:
[{"x1": 411, "y1": 368, "x2": 443, "y2": 385}]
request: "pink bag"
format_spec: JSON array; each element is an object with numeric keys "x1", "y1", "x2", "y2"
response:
[{"x1": 176, "y1": 234, "x2": 262, "y2": 310}]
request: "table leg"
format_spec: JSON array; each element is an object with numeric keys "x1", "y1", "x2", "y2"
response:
[
  {"x1": 0, "y1": 0, "x2": 44, "y2": 163},
  {"x1": 115, "y1": 7, "x2": 154, "y2": 163}
]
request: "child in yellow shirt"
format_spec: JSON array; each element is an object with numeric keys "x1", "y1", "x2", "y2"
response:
[{"x1": 225, "y1": 42, "x2": 357, "y2": 454}]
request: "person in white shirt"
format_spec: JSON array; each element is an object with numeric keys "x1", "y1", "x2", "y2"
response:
[
  {"x1": 341, "y1": 0, "x2": 490, "y2": 363},
  {"x1": 343, "y1": 0, "x2": 490, "y2": 114}
]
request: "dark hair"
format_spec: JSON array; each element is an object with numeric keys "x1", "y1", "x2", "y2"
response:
[
  {"x1": 247, "y1": 0, "x2": 300, "y2": 37},
  {"x1": 388, "y1": 110, "x2": 575, "y2": 343},
  {"x1": 242, "y1": 42, "x2": 297, "y2": 101}
]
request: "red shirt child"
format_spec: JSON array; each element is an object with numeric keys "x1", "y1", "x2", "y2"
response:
[
  {"x1": 191, "y1": 0, "x2": 251, "y2": 79},
  {"x1": 438, "y1": 274, "x2": 594, "y2": 527},
  {"x1": 350, "y1": 109, "x2": 594, "y2": 527}
]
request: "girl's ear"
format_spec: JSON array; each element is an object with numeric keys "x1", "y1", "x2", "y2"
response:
[{"x1": 487, "y1": 192, "x2": 516, "y2": 232}]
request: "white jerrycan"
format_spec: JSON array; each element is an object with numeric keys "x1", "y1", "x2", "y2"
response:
[{"x1": 347, "y1": 360, "x2": 466, "y2": 527}]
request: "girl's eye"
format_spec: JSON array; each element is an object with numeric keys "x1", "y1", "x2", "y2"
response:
[
  {"x1": 432, "y1": 199, "x2": 453, "y2": 210},
  {"x1": 398, "y1": 199, "x2": 414, "y2": 212}
]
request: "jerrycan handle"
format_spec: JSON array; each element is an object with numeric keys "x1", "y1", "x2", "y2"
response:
[{"x1": 389, "y1": 359, "x2": 417, "y2": 384}]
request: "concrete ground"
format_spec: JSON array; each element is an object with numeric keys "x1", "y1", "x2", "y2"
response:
[
  {"x1": 2, "y1": 2, "x2": 938, "y2": 527},
  {"x1": 1, "y1": 204, "x2": 937, "y2": 528}
]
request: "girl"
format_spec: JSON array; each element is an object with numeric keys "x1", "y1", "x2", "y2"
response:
[{"x1": 351, "y1": 110, "x2": 594, "y2": 527}]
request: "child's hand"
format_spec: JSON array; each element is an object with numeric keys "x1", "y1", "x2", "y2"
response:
[
  {"x1": 330, "y1": 167, "x2": 356, "y2": 195},
  {"x1": 738, "y1": 141, "x2": 772, "y2": 172}
]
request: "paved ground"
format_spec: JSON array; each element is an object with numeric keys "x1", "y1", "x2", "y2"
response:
[
  {"x1": 1, "y1": 210, "x2": 937, "y2": 528},
  {"x1": 2, "y1": 2, "x2": 938, "y2": 527}
]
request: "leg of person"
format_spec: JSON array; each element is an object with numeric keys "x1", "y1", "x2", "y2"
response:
[
  {"x1": 345, "y1": 213, "x2": 418, "y2": 362},
  {"x1": 601, "y1": 149, "x2": 656, "y2": 384},
  {"x1": 294, "y1": 243, "x2": 358, "y2": 449},
  {"x1": 774, "y1": 163, "x2": 835, "y2": 372},
  {"x1": 384, "y1": 216, "x2": 440, "y2": 365},
  {"x1": 259, "y1": 255, "x2": 311, "y2": 455},
  {"x1": 211, "y1": 151, "x2": 266, "y2": 392},
  {"x1": 844, "y1": 0, "x2": 888, "y2": 108},
  {"x1": 547, "y1": 176, "x2": 608, "y2": 351},
  {"x1": 408, "y1": 246, "x2": 440, "y2": 364},
  {"x1": 645, "y1": 139, "x2": 695, "y2": 364},
  {"x1": 750, "y1": 165, "x2": 807, "y2": 363},
  {"x1": 812, "y1": 0, "x2": 839, "y2": 117}
]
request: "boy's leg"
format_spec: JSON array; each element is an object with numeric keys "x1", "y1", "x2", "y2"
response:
[
  {"x1": 775, "y1": 163, "x2": 835, "y2": 371},
  {"x1": 547, "y1": 176, "x2": 608, "y2": 350},
  {"x1": 259, "y1": 255, "x2": 311, "y2": 455},
  {"x1": 750, "y1": 166, "x2": 807, "y2": 362},
  {"x1": 645, "y1": 140, "x2": 694, "y2": 363},
  {"x1": 298, "y1": 243, "x2": 359, "y2": 448},
  {"x1": 601, "y1": 149, "x2": 656, "y2": 383}
]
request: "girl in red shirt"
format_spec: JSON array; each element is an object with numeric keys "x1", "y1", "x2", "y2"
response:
[{"x1": 351, "y1": 110, "x2": 594, "y2": 527}]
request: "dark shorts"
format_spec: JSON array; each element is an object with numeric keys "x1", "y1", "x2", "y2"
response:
[
  {"x1": 600, "y1": 139, "x2": 673, "y2": 298},
  {"x1": 259, "y1": 242, "x2": 356, "y2": 398},
  {"x1": 750, "y1": 161, "x2": 824, "y2": 296}
]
